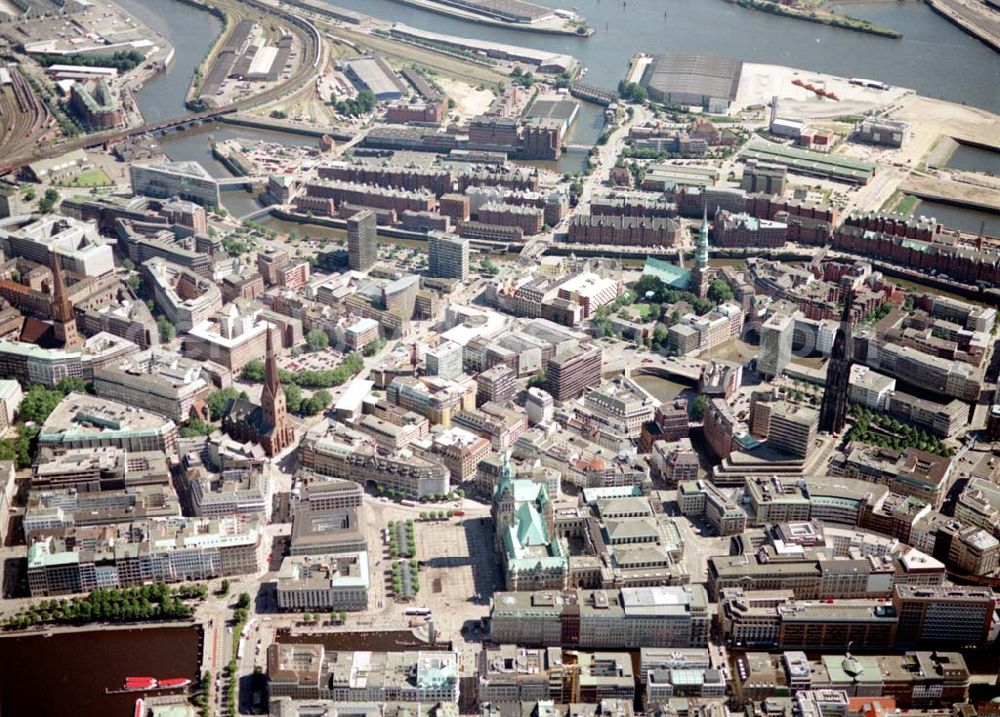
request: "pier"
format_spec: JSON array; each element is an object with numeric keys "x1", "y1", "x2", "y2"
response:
[{"x1": 925, "y1": 0, "x2": 1000, "y2": 52}]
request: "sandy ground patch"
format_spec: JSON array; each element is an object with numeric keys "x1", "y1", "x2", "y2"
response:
[
  {"x1": 438, "y1": 78, "x2": 495, "y2": 119},
  {"x1": 734, "y1": 62, "x2": 908, "y2": 119},
  {"x1": 889, "y1": 94, "x2": 1000, "y2": 150}
]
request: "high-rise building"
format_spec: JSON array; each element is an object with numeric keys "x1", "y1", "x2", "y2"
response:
[
  {"x1": 428, "y1": 232, "x2": 470, "y2": 281},
  {"x1": 758, "y1": 314, "x2": 793, "y2": 379},
  {"x1": 49, "y1": 252, "x2": 82, "y2": 349},
  {"x1": 347, "y1": 209, "x2": 377, "y2": 271},
  {"x1": 893, "y1": 584, "x2": 996, "y2": 646},
  {"x1": 545, "y1": 343, "x2": 602, "y2": 401},
  {"x1": 766, "y1": 402, "x2": 818, "y2": 459},
  {"x1": 525, "y1": 387, "x2": 554, "y2": 425},
  {"x1": 425, "y1": 340, "x2": 464, "y2": 380},
  {"x1": 477, "y1": 364, "x2": 516, "y2": 406},
  {"x1": 819, "y1": 291, "x2": 853, "y2": 434}
]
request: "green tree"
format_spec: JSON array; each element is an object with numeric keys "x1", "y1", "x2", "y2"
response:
[
  {"x1": 284, "y1": 383, "x2": 303, "y2": 414},
  {"x1": 707, "y1": 278, "x2": 734, "y2": 304},
  {"x1": 57, "y1": 376, "x2": 89, "y2": 395},
  {"x1": 691, "y1": 394, "x2": 709, "y2": 421},
  {"x1": 527, "y1": 371, "x2": 546, "y2": 389},
  {"x1": 480, "y1": 258, "x2": 499, "y2": 276},
  {"x1": 362, "y1": 337, "x2": 385, "y2": 357},
  {"x1": 240, "y1": 360, "x2": 265, "y2": 382},
  {"x1": 651, "y1": 323, "x2": 669, "y2": 348},
  {"x1": 309, "y1": 389, "x2": 332, "y2": 413},
  {"x1": 38, "y1": 189, "x2": 60, "y2": 213},
  {"x1": 156, "y1": 315, "x2": 176, "y2": 342},
  {"x1": 121, "y1": 259, "x2": 134, "y2": 271},
  {"x1": 19, "y1": 385, "x2": 63, "y2": 424},
  {"x1": 126, "y1": 274, "x2": 141, "y2": 293},
  {"x1": 206, "y1": 387, "x2": 242, "y2": 421},
  {"x1": 179, "y1": 418, "x2": 214, "y2": 438},
  {"x1": 305, "y1": 329, "x2": 329, "y2": 352},
  {"x1": 301, "y1": 389, "x2": 332, "y2": 416}
]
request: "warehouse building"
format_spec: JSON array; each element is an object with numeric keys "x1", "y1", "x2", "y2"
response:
[
  {"x1": 343, "y1": 55, "x2": 407, "y2": 101},
  {"x1": 640, "y1": 54, "x2": 743, "y2": 112}
]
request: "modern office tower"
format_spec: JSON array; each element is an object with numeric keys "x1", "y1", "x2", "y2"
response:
[
  {"x1": 425, "y1": 340, "x2": 464, "y2": 380},
  {"x1": 130, "y1": 161, "x2": 222, "y2": 207},
  {"x1": 819, "y1": 290, "x2": 854, "y2": 433},
  {"x1": 525, "y1": 387, "x2": 554, "y2": 425},
  {"x1": 545, "y1": 343, "x2": 602, "y2": 401},
  {"x1": 893, "y1": 584, "x2": 997, "y2": 646},
  {"x1": 477, "y1": 364, "x2": 517, "y2": 406},
  {"x1": 347, "y1": 208, "x2": 377, "y2": 271},
  {"x1": 428, "y1": 232, "x2": 470, "y2": 280},
  {"x1": 758, "y1": 313, "x2": 793, "y2": 378},
  {"x1": 766, "y1": 402, "x2": 818, "y2": 459}
]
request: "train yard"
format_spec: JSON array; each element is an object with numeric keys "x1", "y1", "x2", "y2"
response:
[{"x1": 0, "y1": 68, "x2": 53, "y2": 172}]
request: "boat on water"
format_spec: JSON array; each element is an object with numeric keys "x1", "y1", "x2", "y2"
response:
[
  {"x1": 134, "y1": 698, "x2": 144, "y2": 717},
  {"x1": 120, "y1": 676, "x2": 192, "y2": 692},
  {"x1": 124, "y1": 677, "x2": 157, "y2": 691},
  {"x1": 158, "y1": 678, "x2": 192, "y2": 689}
]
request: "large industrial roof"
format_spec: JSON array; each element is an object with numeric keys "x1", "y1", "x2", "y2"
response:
[{"x1": 641, "y1": 54, "x2": 743, "y2": 101}]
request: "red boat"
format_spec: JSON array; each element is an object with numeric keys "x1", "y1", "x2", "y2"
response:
[
  {"x1": 134, "y1": 698, "x2": 144, "y2": 717},
  {"x1": 123, "y1": 677, "x2": 157, "y2": 691},
  {"x1": 158, "y1": 678, "x2": 192, "y2": 689}
]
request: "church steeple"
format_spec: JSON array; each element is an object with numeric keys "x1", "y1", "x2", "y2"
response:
[
  {"x1": 819, "y1": 287, "x2": 855, "y2": 434},
  {"x1": 263, "y1": 324, "x2": 281, "y2": 400},
  {"x1": 696, "y1": 203, "x2": 710, "y2": 269},
  {"x1": 260, "y1": 323, "x2": 292, "y2": 456},
  {"x1": 50, "y1": 251, "x2": 82, "y2": 349},
  {"x1": 692, "y1": 203, "x2": 711, "y2": 298}
]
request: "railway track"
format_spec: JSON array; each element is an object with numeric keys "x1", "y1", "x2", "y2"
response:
[
  {"x1": 3, "y1": 0, "x2": 321, "y2": 169},
  {"x1": 0, "y1": 69, "x2": 51, "y2": 163}
]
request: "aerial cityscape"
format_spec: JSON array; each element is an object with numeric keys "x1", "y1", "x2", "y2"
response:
[{"x1": 0, "y1": 0, "x2": 997, "y2": 715}]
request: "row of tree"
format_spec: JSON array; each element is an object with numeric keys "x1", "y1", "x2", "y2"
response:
[{"x1": 3, "y1": 583, "x2": 204, "y2": 630}]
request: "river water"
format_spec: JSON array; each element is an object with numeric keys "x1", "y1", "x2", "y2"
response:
[
  {"x1": 325, "y1": 0, "x2": 1000, "y2": 113},
  {"x1": 120, "y1": 0, "x2": 999, "y2": 125},
  {"x1": 0, "y1": 625, "x2": 201, "y2": 717}
]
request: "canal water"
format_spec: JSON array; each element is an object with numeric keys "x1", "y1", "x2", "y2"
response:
[
  {"x1": 914, "y1": 200, "x2": 1000, "y2": 238},
  {"x1": 155, "y1": 124, "x2": 320, "y2": 218},
  {"x1": 0, "y1": 625, "x2": 201, "y2": 717},
  {"x1": 944, "y1": 144, "x2": 1000, "y2": 175},
  {"x1": 113, "y1": 0, "x2": 223, "y2": 124}
]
